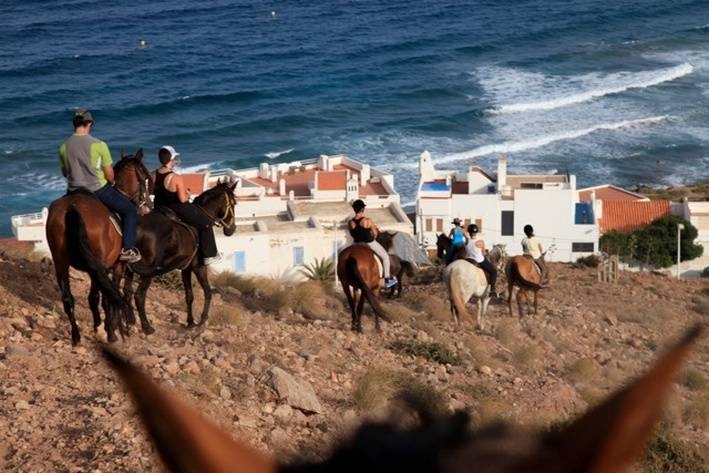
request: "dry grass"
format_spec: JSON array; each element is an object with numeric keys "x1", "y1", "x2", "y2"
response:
[
  {"x1": 682, "y1": 369, "x2": 707, "y2": 391},
  {"x1": 512, "y1": 343, "x2": 543, "y2": 374},
  {"x1": 387, "y1": 339, "x2": 461, "y2": 365},
  {"x1": 643, "y1": 430, "x2": 709, "y2": 473},
  {"x1": 682, "y1": 392, "x2": 709, "y2": 431},
  {"x1": 564, "y1": 357, "x2": 602, "y2": 385},
  {"x1": 494, "y1": 319, "x2": 519, "y2": 347},
  {"x1": 208, "y1": 304, "x2": 243, "y2": 327},
  {"x1": 352, "y1": 368, "x2": 447, "y2": 419}
]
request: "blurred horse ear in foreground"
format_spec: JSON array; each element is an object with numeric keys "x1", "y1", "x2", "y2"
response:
[{"x1": 104, "y1": 325, "x2": 702, "y2": 473}]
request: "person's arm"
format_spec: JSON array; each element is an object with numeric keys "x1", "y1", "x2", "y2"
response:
[
  {"x1": 103, "y1": 165, "x2": 115, "y2": 185},
  {"x1": 58, "y1": 144, "x2": 68, "y2": 177},
  {"x1": 170, "y1": 174, "x2": 190, "y2": 203},
  {"x1": 537, "y1": 240, "x2": 545, "y2": 255},
  {"x1": 476, "y1": 239, "x2": 486, "y2": 253}
]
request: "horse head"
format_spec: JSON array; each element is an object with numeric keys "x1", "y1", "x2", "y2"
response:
[
  {"x1": 436, "y1": 233, "x2": 451, "y2": 259},
  {"x1": 194, "y1": 177, "x2": 237, "y2": 236},
  {"x1": 114, "y1": 148, "x2": 153, "y2": 213}
]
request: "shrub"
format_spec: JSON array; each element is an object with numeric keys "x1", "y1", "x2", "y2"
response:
[
  {"x1": 352, "y1": 368, "x2": 447, "y2": 418},
  {"x1": 643, "y1": 431, "x2": 708, "y2": 473},
  {"x1": 387, "y1": 339, "x2": 461, "y2": 365},
  {"x1": 299, "y1": 257, "x2": 335, "y2": 281},
  {"x1": 154, "y1": 270, "x2": 183, "y2": 290},
  {"x1": 682, "y1": 369, "x2": 707, "y2": 391},
  {"x1": 575, "y1": 254, "x2": 601, "y2": 268}
]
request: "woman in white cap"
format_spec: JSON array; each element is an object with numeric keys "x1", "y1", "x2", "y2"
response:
[{"x1": 153, "y1": 146, "x2": 220, "y2": 265}]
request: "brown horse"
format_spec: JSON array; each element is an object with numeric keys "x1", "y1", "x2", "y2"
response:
[
  {"x1": 123, "y1": 179, "x2": 237, "y2": 332},
  {"x1": 104, "y1": 325, "x2": 702, "y2": 473},
  {"x1": 45, "y1": 149, "x2": 152, "y2": 345},
  {"x1": 506, "y1": 253, "x2": 548, "y2": 317},
  {"x1": 337, "y1": 244, "x2": 389, "y2": 332}
]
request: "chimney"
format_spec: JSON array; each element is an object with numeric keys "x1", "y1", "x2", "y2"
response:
[
  {"x1": 270, "y1": 166, "x2": 278, "y2": 183},
  {"x1": 259, "y1": 162, "x2": 269, "y2": 179},
  {"x1": 278, "y1": 178, "x2": 286, "y2": 195},
  {"x1": 360, "y1": 164, "x2": 370, "y2": 186},
  {"x1": 497, "y1": 156, "x2": 507, "y2": 188},
  {"x1": 419, "y1": 150, "x2": 435, "y2": 181}
]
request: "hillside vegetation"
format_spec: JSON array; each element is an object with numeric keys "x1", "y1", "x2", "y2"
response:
[{"x1": 0, "y1": 241, "x2": 707, "y2": 472}]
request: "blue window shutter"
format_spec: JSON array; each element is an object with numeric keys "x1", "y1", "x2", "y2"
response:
[
  {"x1": 233, "y1": 251, "x2": 246, "y2": 272},
  {"x1": 293, "y1": 246, "x2": 304, "y2": 266}
]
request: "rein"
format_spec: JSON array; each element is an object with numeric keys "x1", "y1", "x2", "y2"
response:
[
  {"x1": 116, "y1": 163, "x2": 151, "y2": 209},
  {"x1": 196, "y1": 190, "x2": 235, "y2": 228}
]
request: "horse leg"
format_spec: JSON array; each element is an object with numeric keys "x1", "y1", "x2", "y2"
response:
[
  {"x1": 134, "y1": 276, "x2": 156, "y2": 335},
  {"x1": 507, "y1": 280, "x2": 514, "y2": 317},
  {"x1": 89, "y1": 280, "x2": 101, "y2": 332},
  {"x1": 122, "y1": 268, "x2": 137, "y2": 326},
  {"x1": 476, "y1": 299, "x2": 483, "y2": 331},
  {"x1": 533, "y1": 290, "x2": 538, "y2": 315},
  {"x1": 56, "y1": 264, "x2": 80, "y2": 345},
  {"x1": 182, "y1": 269, "x2": 196, "y2": 328},
  {"x1": 355, "y1": 289, "x2": 365, "y2": 333},
  {"x1": 343, "y1": 284, "x2": 357, "y2": 331},
  {"x1": 516, "y1": 288, "x2": 525, "y2": 318},
  {"x1": 101, "y1": 290, "x2": 118, "y2": 343},
  {"x1": 193, "y1": 266, "x2": 212, "y2": 326}
]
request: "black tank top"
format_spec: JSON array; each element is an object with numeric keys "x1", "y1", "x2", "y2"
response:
[
  {"x1": 350, "y1": 217, "x2": 374, "y2": 243},
  {"x1": 154, "y1": 171, "x2": 181, "y2": 207}
]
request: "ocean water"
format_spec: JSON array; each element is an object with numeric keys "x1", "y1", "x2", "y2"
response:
[{"x1": 2, "y1": 0, "x2": 709, "y2": 235}]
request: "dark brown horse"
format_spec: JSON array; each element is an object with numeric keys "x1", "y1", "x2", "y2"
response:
[
  {"x1": 105, "y1": 325, "x2": 702, "y2": 473},
  {"x1": 506, "y1": 252, "x2": 548, "y2": 317},
  {"x1": 435, "y1": 233, "x2": 466, "y2": 263},
  {"x1": 45, "y1": 149, "x2": 152, "y2": 345},
  {"x1": 123, "y1": 179, "x2": 237, "y2": 332},
  {"x1": 337, "y1": 244, "x2": 389, "y2": 332}
]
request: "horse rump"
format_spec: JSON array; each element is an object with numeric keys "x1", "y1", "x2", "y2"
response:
[{"x1": 345, "y1": 255, "x2": 389, "y2": 322}]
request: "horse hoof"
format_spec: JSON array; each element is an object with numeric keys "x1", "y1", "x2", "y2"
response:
[
  {"x1": 142, "y1": 325, "x2": 155, "y2": 335},
  {"x1": 107, "y1": 333, "x2": 118, "y2": 343}
]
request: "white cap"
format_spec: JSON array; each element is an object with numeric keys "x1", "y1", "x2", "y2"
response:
[{"x1": 160, "y1": 145, "x2": 180, "y2": 161}]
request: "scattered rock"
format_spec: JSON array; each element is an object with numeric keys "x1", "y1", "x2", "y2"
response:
[{"x1": 267, "y1": 367, "x2": 323, "y2": 414}]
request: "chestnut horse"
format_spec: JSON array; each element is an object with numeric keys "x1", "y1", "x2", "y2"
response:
[
  {"x1": 45, "y1": 149, "x2": 152, "y2": 345},
  {"x1": 506, "y1": 251, "x2": 550, "y2": 317},
  {"x1": 123, "y1": 179, "x2": 237, "y2": 332},
  {"x1": 105, "y1": 326, "x2": 702, "y2": 473},
  {"x1": 337, "y1": 244, "x2": 389, "y2": 332}
]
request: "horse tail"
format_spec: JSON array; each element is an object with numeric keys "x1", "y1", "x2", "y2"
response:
[
  {"x1": 449, "y1": 273, "x2": 471, "y2": 321},
  {"x1": 65, "y1": 205, "x2": 124, "y2": 305},
  {"x1": 346, "y1": 256, "x2": 389, "y2": 322}
]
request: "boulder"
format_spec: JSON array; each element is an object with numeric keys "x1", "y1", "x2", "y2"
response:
[{"x1": 267, "y1": 367, "x2": 323, "y2": 414}]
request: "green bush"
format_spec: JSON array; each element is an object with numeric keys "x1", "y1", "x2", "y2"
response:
[
  {"x1": 387, "y1": 339, "x2": 461, "y2": 365},
  {"x1": 299, "y1": 257, "x2": 335, "y2": 281}
]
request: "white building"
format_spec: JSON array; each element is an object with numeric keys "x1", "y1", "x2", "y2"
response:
[
  {"x1": 415, "y1": 151, "x2": 599, "y2": 262},
  {"x1": 11, "y1": 154, "x2": 413, "y2": 279}
]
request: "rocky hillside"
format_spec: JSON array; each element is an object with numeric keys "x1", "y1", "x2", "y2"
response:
[{"x1": 0, "y1": 241, "x2": 707, "y2": 472}]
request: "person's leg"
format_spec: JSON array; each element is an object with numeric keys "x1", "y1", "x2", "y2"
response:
[
  {"x1": 535, "y1": 258, "x2": 548, "y2": 285},
  {"x1": 480, "y1": 258, "x2": 497, "y2": 293},
  {"x1": 170, "y1": 204, "x2": 218, "y2": 259},
  {"x1": 95, "y1": 185, "x2": 138, "y2": 249},
  {"x1": 367, "y1": 240, "x2": 391, "y2": 279}
]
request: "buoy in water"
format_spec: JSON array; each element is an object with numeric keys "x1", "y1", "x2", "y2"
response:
[{"x1": 139, "y1": 39, "x2": 147, "y2": 49}]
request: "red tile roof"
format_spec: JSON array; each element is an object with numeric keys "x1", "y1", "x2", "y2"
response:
[
  {"x1": 579, "y1": 184, "x2": 646, "y2": 202},
  {"x1": 316, "y1": 170, "x2": 348, "y2": 190},
  {"x1": 182, "y1": 173, "x2": 207, "y2": 194},
  {"x1": 599, "y1": 200, "x2": 671, "y2": 233}
]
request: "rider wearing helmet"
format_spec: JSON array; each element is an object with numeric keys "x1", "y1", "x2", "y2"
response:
[
  {"x1": 446, "y1": 217, "x2": 469, "y2": 264},
  {"x1": 464, "y1": 224, "x2": 499, "y2": 298},
  {"x1": 59, "y1": 109, "x2": 141, "y2": 263},
  {"x1": 348, "y1": 199, "x2": 397, "y2": 289},
  {"x1": 521, "y1": 224, "x2": 547, "y2": 285}
]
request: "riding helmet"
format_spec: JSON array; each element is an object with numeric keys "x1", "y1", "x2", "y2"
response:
[
  {"x1": 468, "y1": 223, "x2": 479, "y2": 234},
  {"x1": 352, "y1": 199, "x2": 366, "y2": 212}
]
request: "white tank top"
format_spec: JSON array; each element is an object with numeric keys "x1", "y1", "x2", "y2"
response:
[{"x1": 465, "y1": 236, "x2": 485, "y2": 263}]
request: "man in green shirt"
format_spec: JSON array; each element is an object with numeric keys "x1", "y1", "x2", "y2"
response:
[{"x1": 59, "y1": 109, "x2": 141, "y2": 262}]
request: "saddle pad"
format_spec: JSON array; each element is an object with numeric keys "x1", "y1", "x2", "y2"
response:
[{"x1": 109, "y1": 215, "x2": 122, "y2": 236}]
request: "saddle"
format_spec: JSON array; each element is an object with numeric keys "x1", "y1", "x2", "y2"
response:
[
  {"x1": 155, "y1": 207, "x2": 199, "y2": 244},
  {"x1": 523, "y1": 255, "x2": 544, "y2": 276},
  {"x1": 464, "y1": 258, "x2": 492, "y2": 285},
  {"x1": 66, "y1": 189, "x2": 124, "y2": 236},
  {"x1": 353, "y1": 242, "x2": 385, "y2": 278}
]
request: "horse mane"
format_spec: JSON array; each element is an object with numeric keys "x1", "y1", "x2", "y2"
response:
[{"x1": 193, "y1": 181, "x2": 230, "y2": 207}]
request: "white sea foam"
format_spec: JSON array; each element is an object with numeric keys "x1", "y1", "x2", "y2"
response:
[
  {"x1": 175, "y1": 162, "x2": 216, "y2": 173},
  {"x1": 435, "y1": 115, "x2": 669, "y2": 166},
  {"x1": 489, "y1": 63, "x2": 693, "y2": 114},
  {"x1": 264, "y1": 148, "x2": 294, "y2": 159}
]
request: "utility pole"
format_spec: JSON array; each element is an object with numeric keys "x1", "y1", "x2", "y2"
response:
[{"x1": 676, "y1": 223, "x2": 685, "y2": 279}]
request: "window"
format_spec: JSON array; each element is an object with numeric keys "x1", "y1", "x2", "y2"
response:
[
  {"x1": 501, "y1": 211, "x2": 514, "y2": 236},
  {"x1": 475, "y1": 218, "x2": 482, "y2": 232},
  {"x1": 425, "y1": 218, "x2": 432, "y2": 232},
  {"x1": 520, "y1": 183, "x2": 543, "y2": 189},
  {"x1": 293, "y1": 246, "x2": 304, "y2": 266},
  {"x1": 233, "y1": 251, "x2": 246, "y2": 272},
  {"x1": 572, "y1": 242, "x2": 595, "y2": 252},
  {"x1": 435, "y1": 218, "x2": 443, "y2": 232}
]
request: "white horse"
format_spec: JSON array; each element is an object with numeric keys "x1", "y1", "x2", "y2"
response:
[{"x1": 443, "y1": 259, "x2": 492, "y2": 329}]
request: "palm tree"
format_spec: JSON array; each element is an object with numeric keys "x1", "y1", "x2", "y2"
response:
[{"x1": 299, "y1": 257, "x2": 335, "y2": 281}]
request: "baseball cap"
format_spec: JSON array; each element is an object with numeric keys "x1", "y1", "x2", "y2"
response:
[
  {"x1": 160, "y1": 145, "x2": 180, "y2": 161},
  {"x1": 73, "y1": 109, "x2": 93, "y2": 123}
]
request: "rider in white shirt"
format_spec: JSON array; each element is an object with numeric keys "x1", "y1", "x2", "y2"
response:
[
  {"x1": 521, "y1": 224, "x2": 548, "y2": 285},
  {"x1": 464, "y1": 224, "x2": 500, "y2": 299}
]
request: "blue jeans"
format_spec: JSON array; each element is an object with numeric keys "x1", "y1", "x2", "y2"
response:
[{"x1": 94, "y1": 184, "x2": 138, "y2": 249}]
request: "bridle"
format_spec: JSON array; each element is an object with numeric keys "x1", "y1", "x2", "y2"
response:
[
  {"x1": 116, "y1": 161, "x2": 152, "y2": 210},
  {"x1": 199, "y1": 187, "x2": 235, "y2": 228}
]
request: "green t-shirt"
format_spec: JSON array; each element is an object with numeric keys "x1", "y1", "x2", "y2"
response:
[{"x1": 59, "y1": 133, "x2": 113, "y2": 192}]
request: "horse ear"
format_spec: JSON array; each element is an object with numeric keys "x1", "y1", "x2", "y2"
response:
[
  {"x1": 102, "y1": 348, "x2": 276, "y2": 473},
  {"x1": 135, "y1": 148, "x2": 143, "y2": 161},
  {"x1": 518, "y1": 325, "x2": 702, "y2": 472}
]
